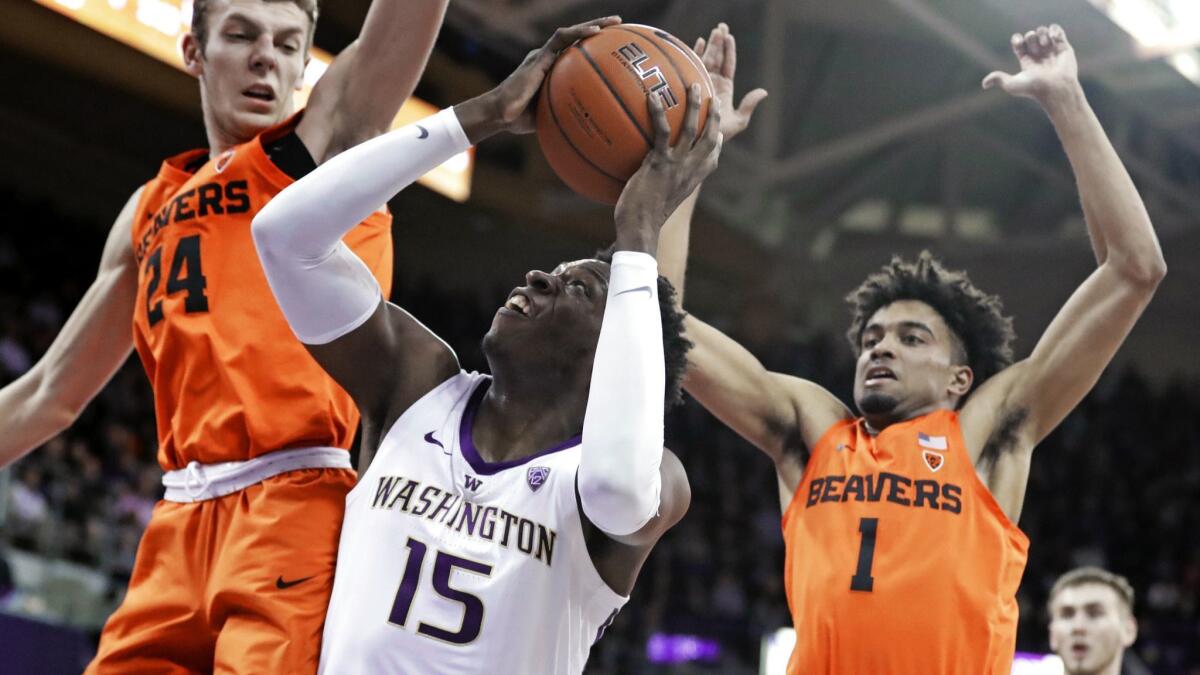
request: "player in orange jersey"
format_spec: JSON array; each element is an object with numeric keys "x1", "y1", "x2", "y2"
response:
[
  {"x1": 658, "y1": 25, "x2": 1166, "y2": 674},
  {"x1": 1048, "y1": 567, "x2": 1139, "y2": 675},
  {"x1": 0, "y1": 0, "x2": 449, "y2": 672}
]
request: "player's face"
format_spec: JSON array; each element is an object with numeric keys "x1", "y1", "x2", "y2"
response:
[
  {"x1": 183, "y1": 0, "x2": 311, "y2": 143},
  {"x1": 1049, "y1": 584, "x2": 1135, "y2": 674},
  {"x1": 484, "y1": 259, "x2": 610, "y2": 363},
  {"x1": 852, "y1": 300, "x2": 971, "y2": 425}
]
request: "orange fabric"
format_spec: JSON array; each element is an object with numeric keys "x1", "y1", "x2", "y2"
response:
[
  {"x1": 86, "y1": 468, "x2": 355, "y2": 674},
  {"x1": 129, "y1": 114, "x2": 393, "y2": 470},
  {"x1": 781, "y1": 410, "x2": 1029, "y2": 675}
]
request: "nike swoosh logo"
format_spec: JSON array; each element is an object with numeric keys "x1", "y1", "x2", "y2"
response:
[
  {"x1": 424, "y1": 431, "x2": 444, "y2": 449},
  {"x1": 276, "y1": 575, "x2": 314, "y2": 590},
  {"x1": 615, "y1": 285, "x2": 652, "y2": 298},
  {"x1": 416, "y1": 124, "x2": 429, "y2": 139}
]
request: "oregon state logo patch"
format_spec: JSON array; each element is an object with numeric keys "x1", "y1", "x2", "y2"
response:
[
  {"x1": 214, "y1": 149, "x2": 236, "y2": 173},
  {"x1": 923, "y1": 450, "x2": 945, "y2": 473}
]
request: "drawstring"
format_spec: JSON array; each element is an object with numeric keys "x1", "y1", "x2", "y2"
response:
[{"x1": 183, "y1": 461, "x2": 211, "y2": 499}]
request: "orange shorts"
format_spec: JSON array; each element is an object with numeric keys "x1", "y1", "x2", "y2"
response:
[{"x1": 86, "y1": 467, "x2": 355, "y2": 675}]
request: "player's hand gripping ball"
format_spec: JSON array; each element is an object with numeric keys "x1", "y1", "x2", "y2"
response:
[{"x1": 536, "y1": 24, "x2": 714, "y2": 204}]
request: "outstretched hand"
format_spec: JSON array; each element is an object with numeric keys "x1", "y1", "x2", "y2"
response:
[
  {"x1": 614, "y1": 84, "x2": 723, "y2": 254},
  {"x1": 982, "y1": 24, "x2": 1080, "y2": 106},
  {"x1": 693, "y1": 22, "x2": 767, "y2": 142}
]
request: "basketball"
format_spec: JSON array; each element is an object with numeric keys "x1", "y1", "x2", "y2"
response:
[{"x1": 535, "y1": 24, "x2": 715, "y2": 204}]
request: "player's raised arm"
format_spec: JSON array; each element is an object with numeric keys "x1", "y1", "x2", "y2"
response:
[
  {"x1": 253, "y1": 18, "x2": 621, "y2": 424},
  {"x1": 654, "y1": 25, "x2": 846, "y2": 470},
  {"x1": 0, "y1": 188, "x2": 142, "y2": 468},
  {"x1": 577, "y1": 84, "x2": 720, "y2": 546},
  {"x1": 657, "y1": 22, "x2": 766, "y2": 302},
  {"x1": 296, "y1": 0, "x2": 450, "y2": 161},
  {"x1": 964, "y1": 25, "x2": 1166, "y2": 450}
]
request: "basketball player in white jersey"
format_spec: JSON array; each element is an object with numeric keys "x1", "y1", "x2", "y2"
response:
[{"x1": 251, "y1": 18, "x2": 725, "y2": 673}]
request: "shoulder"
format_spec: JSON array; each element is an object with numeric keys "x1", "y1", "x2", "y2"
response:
[{"x1": 772, "y1": 373, "x2": 855, "y2": 452}]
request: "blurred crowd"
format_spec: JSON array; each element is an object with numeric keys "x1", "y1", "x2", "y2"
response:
[{"x1": 1, "y1": 191, "x2": 1197, "y2": 673}]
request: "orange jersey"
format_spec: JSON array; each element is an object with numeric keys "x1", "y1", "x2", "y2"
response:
[
  {"x1": 130, "y1": 116, "x2": 393, "y2": 470},
  {"x1": 782, "y1": 410, "x2": 1029, "y2": 674}
]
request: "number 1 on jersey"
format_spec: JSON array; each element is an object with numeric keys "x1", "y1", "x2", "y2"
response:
[{"x1": 850, "y1": 517, "x2": 878, "y2": 592}]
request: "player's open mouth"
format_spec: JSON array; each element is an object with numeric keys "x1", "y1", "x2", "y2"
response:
[
  {"x1": 502, "y1": 292, "x2": 532, "y2": 317},
  {"x1": 243, "y1": 86, "x2": 276, "y2": 102},
  {"x1": 864, "y1": 366, "x2": 896, "y2": 384}
]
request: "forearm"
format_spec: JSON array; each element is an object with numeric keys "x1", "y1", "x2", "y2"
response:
[
  {"x1": 354, "y1": 0, "x2": 448, "y2": 106},
  {"x1": 578, "y1": 252, "x2": 665, "y2": 536},
  {"x1": 681, "y1": 315, "x2": 802, "y2": 461},
  {"x1": 0, "y1": 279, "x2": 134, "y2": 466},
  {"x1": 655, "y1": 189, "x2": 698, "y2": 305},
  {"x1": 1045, "y1": 86, "x2": 1165, "y2": 280},
  {"x1": 253, "y1": 109, "x2": 470, "y2": 343}
]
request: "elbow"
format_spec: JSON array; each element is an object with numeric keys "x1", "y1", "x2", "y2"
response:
[
  {"x1": 249, "y1": 211, "x2": 278, "y2": 254},
  {"x1": 1109, "y1": 251, "x2": 1167, "y2": 289},
  {"x1": 579, "y1": 477, "x2": 659, "y2": 537}
]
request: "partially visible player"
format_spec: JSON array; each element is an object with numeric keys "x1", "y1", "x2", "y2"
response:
[
  {"x1": 0, "y1": 0, "x2": 449, "y2": 671},
  {"x1": 1049, "y1": 567, "x2": 1138, "y2": 675},
  {"x1": 657, "y1": 24, "x2": 1166, "y2": 674},
  {"x1": 251, "y1": 18, "x2": 724, "y2": 672}
]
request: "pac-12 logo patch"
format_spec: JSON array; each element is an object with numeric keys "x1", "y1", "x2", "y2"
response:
[
  {"x1": 923, "y1": 450, "x2": 945, "y2": 473},
  {"x1": 527, "y1": 466, "x2": 551, "y2": 492}
]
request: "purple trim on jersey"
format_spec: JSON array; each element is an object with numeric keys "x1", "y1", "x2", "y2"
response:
[{"x1": 458, "y1": 379, "x2": 581, "y2": 476}]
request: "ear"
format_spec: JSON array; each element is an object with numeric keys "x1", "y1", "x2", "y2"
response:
[
  {"x1": 1047, "y1": 621, "x2": 1061, "y2": 652},
  {"x1": 1120, "y1": 613, "x2": 1137, "y2": 647},
  {"x1": 180, "y1": 32, "x2": 204, "y2": 79},
  {"x1": 296, "y1": 54, "x2": 312, "y2": 91},
  {"x1": 948, "y1": 364, "x2": 973, "y2": 397}
]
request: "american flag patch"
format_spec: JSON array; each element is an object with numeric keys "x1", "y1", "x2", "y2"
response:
[{"x1": 917, "y1": 432, "x2": 947, "y2": 451}]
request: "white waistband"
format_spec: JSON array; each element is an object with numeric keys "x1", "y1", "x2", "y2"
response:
[{"x1": 161, "y1": 446, "x2": 352, "y2": 503}]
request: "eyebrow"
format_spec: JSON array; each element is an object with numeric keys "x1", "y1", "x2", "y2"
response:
[
  {"x1": 223, "y1": 12, "x2": 306, "y2": 38},
  {"x1": 898, "y1": 321, "x2": 935, "y2": 335},
  {"x1": 577, "y1": 266, "x2": 609, "y2": 288}
]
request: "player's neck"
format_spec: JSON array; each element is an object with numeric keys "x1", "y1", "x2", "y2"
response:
[
  {"x1": 471, "y1": 377, "x2": 588, "y2": 464},
  {"x1": 201, "y1": 106, "x2": 260, "y2": 159},
  {"x1": 862, "y1": 399, "x2": 953, "y2": 435}
]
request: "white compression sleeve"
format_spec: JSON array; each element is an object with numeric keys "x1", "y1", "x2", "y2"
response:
[
  {"x1": 252, "y1": 108, "x2": 471, "y2": 344},
  {"x1": 578, "y1": 251, "x2": 665, "y2": 537}
]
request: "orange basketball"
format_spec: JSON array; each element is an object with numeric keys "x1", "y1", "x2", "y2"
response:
[{"x1": 535, "y1": 24, "x2": 714, "y2": 204}]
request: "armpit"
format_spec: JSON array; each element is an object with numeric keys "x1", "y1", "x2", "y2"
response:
[{"x1": 979, "y1": 407, "x2": 1029, "y2": 469}]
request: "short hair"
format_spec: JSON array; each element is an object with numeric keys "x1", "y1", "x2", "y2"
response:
[
  {"x1": 595, "y1": 248, "x2": 693, "y2": 409},
  {"x1": 191, "y1": 0, "x2": 320, "y2": 52},
  {"x1": 845, "y1": 251, "x2": 1015, "y2": 398},
  {"x1": 1049, "y1": 567, "x2": 1135, "y2": 616}
]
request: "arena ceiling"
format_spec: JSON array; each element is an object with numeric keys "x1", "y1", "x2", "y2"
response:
[{"x1": 411, "y1": 0, "x2": 1200, "y2": 261}]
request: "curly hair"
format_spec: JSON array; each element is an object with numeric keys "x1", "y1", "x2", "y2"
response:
[
  {"x1": 845, "y1": 251, "x2": 1015, "y2": 396},
  {"x1": 595, "y1": 248, "x2": 694, "y2": 409},
  {"x1": 191, "y1": 0, "x2": 320, "y2": 52}
]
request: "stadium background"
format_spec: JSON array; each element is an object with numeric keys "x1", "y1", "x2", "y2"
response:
[{"x1": 0, "y1": 0, "x2": 1197, "y2": 672}]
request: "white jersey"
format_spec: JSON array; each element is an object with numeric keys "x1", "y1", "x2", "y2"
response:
[{"x1": 320, "y1": 372, "x2": 628, "y2": 674}]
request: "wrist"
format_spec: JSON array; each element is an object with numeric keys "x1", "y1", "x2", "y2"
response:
[
  {"x1": 1039, "y1": 81, "x2": 1087, "y2": 120},
  {"x1": 613, "y1": 226, "x2": 660, "y2": 256},
  {"x1": 454, "y1": 93, "x2": 506, "y2": 145}
]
